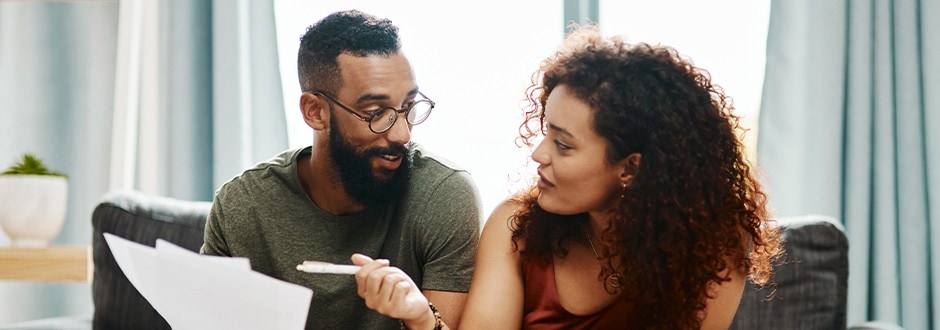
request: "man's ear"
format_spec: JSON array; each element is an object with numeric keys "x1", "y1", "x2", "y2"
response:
[
  {"x1": 300, "y1": 92, "x2": 329, "y2": 131},
  {"x1": 619, "y1": 153, "x2": 642, "y2": 185}
]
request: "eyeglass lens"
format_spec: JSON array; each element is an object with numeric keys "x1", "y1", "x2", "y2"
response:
[{"x1": 370, "y1": 100, "x2": 433, "y2": 132}]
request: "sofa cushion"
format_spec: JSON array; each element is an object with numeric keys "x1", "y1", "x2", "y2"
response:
[
  {"x1": 730, "y1": 214, "x2": 849, "y2": 329},
  {"x1": 91, "y1": 190, "x2": 211, "y2": 330}
]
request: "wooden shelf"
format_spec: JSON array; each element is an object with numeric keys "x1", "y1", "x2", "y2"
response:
[{"x1": 0, "y1": 246, "x2": 91, "y2": 282}]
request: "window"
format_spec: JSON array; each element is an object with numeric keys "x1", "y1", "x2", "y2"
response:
[
  {"x1": 275, "y1": 1, "x2": 562, "y2": 214},
  {"x1": 273, "y1": 1, "x2": 770, "y2": 214},
  {"x1": 600, "y1": 0, "x2": 771, "y2": 161}
]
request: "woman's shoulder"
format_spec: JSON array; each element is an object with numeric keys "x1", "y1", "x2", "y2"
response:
[
  {"x1": 492, "y1": 198, "x2": 522, "y2": 217},
  {"x1": 482, "y1": 198, "x2": 523, "y2": 236}
]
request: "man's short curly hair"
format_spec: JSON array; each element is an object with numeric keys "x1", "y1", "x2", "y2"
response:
[
  {"x1": 297, "y1": 10, "x2": 400, "y2": 94},
  {"x1": 511, "y1": 25, "x2": 781, "y2": 329}
]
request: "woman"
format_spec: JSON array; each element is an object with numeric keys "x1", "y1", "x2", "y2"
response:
[
  {"x1": 354, "y1": 25, "x2": 781, "y2": 329},
  {"x1": 459, "y1": 25, "x2": 781, "y2": 329}
]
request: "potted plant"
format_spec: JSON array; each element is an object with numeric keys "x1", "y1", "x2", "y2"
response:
[{"x1": 0, "y1": 153, "x2": 68, "y2": 247}]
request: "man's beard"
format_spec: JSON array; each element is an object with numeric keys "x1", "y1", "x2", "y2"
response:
[{"x1": 328, "y1": 118, "x2": 413, "y2": 206}]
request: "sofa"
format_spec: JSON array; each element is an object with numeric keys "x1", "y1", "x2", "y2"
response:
[
  {"x1": 1, "y1": 190, "x2": 895, "y2": 329},
  {"x1": 90, "y1": 190, "x2": 211, "y2": 329},
  {"x1": 0, "y1": 190, "x2": 210, "y2": 330},
  {"x1": 730, "y1": 214, "x2": 848, "y2": 329}
]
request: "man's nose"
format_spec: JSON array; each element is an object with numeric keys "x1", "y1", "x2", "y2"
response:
[{"x1": 384, "y1": 114, "x2": 411, "y2": 145}]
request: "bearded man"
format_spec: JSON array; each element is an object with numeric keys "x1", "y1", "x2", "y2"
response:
[{"x1": 201, "y1": 10, "x2": 482, "y2": 330}]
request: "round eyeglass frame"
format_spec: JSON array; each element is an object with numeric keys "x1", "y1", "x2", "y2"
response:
[{"x1": 311, "y1": 91, "x2": 435, "y2": 134}]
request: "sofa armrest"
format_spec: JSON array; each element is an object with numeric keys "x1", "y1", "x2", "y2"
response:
[{"x1": 91, "y1": 190, "x2": 211, "y2": 330}]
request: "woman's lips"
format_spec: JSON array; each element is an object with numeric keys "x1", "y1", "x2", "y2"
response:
[{"x1": 537, "y1": 172, "x2": 554, "y2": 189}]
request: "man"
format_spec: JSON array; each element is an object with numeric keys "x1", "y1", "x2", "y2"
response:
[{"x1": 201, "y1": 10, "x2": 482, "y2": 329}]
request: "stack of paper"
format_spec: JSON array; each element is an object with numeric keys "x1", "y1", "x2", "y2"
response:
[{"x1": 104, "y1": 233, "x2": 313, "y2": 330}]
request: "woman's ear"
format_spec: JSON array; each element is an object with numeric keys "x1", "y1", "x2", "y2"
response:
[
  {"x1": 619, "y1": 153, "x2": 642, "y2": 185},
  {"x1": 300, "y1": 92, "x2": 329, "y2": 131}
]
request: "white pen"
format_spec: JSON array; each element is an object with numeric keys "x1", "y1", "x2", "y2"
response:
[{"x1": 296, "y1": 261, "x2": 361, "y2": 275}]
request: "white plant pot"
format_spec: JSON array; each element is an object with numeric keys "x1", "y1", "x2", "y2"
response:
[{"x1": 0, "y1": 175, "x2": 68, "y2": 247}]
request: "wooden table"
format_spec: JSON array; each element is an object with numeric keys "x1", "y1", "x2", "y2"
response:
[{"x1": 0, "y1": 246, "x2": 91, "y2": 282}]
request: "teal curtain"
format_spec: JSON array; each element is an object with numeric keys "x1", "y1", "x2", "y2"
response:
[
  {"x1": 758, "y1": 0, "x2": 940, "y2": 328},
  {"x1": 0, "y1": 2, "x2": 117, "y2": 323},
  {"x1": 0, "y1": 0, "x2": 286, "y2": 324}
]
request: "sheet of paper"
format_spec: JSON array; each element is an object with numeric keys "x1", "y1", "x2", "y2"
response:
[
  {"x1": 104, "y1": 233, "x2": 313, "y2": 330},
  {"x1": 155, "y1": 239, "x2": 251, "y2": 270},
  {"x1": 103, "y1": 232, "x2": 155, "y2": 291}
]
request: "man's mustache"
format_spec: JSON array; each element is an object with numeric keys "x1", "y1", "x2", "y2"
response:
[{"x1": 362, "y1": 143, "x2": 410, "y2": 158}]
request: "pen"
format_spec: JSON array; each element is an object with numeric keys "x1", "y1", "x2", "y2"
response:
[{"x1": 296, "y1": 261, "x2": 361, "y2": 275}]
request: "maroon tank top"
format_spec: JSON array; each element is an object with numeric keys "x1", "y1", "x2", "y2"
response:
[{"x1": 522, "y1": 257, "x2": 636, "y2": 329}]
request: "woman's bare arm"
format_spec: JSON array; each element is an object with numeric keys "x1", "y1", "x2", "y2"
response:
[{"x1": 459, "y1": 200, "x2": 526, "y2": 329}]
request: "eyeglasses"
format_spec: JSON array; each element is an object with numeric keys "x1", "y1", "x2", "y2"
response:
[{"x1": 312, "y1": 91, "x2": 435, "y2": 134}]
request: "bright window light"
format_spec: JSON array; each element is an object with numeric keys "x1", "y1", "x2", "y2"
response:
[
  {"x1": 274, "y1": 1, "x2": 562, "y2": 214},
  {"x1": 600, "y1": 0, "x2": 771, "y2": 158},
  {"x1": 273, "y1": 1, "x2": 770, "y2": 215}
]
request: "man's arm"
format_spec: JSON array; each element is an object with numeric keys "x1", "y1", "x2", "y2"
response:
[
  {"x1": 414, "y1": 170, "x2": 481, "y2": 328},
  {"x1": 351, "y1": 168, "x2": 481, "y2": 329},
  {"x1": 423, "y1": 290, "x2": 466, "y2": 329},
  {"x1": 199, "y1": 195, "x2": 230, "y2": 256}
]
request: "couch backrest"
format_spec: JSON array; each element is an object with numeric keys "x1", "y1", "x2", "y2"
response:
[
  {"x1": 91, "y1": 190, "x2": 211, "y2": 330},
  {"x1": 730, "y1": 214, "x2": 849, "y2": 329},
  {"x1": 90, "y1": 192, "x2": 848, "y2": 329}
]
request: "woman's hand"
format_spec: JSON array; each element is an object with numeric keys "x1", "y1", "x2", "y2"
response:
[{"x1": 351, "y1": 253, "x2": 436, "y2": 329}]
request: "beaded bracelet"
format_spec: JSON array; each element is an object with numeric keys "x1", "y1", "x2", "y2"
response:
[{"x1": 399, "y1": 302, "x2": 443, "y2": 330}]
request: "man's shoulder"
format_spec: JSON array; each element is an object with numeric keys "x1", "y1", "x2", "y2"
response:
[
  {"x1": 410, "y1": 144, "x2": 477, "y2": 190},
  {"x1": 216, "y1": 147, "x2": 307, "y2": 197},
  {"x1": 406, "y1": 144, "x2": 480, "y2": 206},
  {"x1": 411, "y1": 143, "x2": 468, "y2": 176}
]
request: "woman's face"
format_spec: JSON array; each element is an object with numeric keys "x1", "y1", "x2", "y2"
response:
[{"x1": 532, "y1": 85, "x2": 627, "y2": 215}]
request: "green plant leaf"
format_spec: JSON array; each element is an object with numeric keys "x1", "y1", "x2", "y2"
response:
[{"x1": 1, "y1": 153, "x2": 66, "y2": 177}]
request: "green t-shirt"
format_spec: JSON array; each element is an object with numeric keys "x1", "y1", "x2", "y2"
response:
[{"x1": 201, "y1": 145, "x2": 483, "y2": 329}]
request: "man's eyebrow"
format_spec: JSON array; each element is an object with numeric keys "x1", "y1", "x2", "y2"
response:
[
  {"x1": 354, "y1": 88, "x2": 419, "y2": 105},
  {"x1": 546, "y1": 122, "x2": 573, "y2": 138}
]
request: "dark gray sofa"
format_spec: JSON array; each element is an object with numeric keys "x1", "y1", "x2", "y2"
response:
[
  {"x1": 0, "y1": 190, "x2": 210, "y2": 330},
  {"x1": 731, "y1": 214, "x2": 849, "y2": 329},
  {"x1": 90, "y1": 190, "x2": 211, "y2": 329},
  {"x1": 2, "y1": 191, "x2": 893, "y2": 329}
]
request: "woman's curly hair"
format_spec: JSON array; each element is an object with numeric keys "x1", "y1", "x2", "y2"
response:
[{"x1": 510, "y1": 25, "x2": 782, "y2": 329}]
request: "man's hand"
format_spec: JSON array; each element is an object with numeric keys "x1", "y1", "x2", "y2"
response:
[{"x1": 351, "y1": 254, "x2": 436, "y2": 329}]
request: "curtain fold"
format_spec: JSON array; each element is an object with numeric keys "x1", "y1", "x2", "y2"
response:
[
  {"x1": 758, "y1": 0, "x2": 940, "y2": 328},
  {"x1": 0, "y1": 0, "x2": 286, "y2": 323},
  {"x1": 210, "y1": 0, "x2": 287, "y2": 192},
  {"x1": 0, "y1": 2, "x2": 118, "y2": 323}
]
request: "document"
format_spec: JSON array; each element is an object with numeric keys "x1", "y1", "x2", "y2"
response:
[{"x1": 104, "y1": 233, "x2": 313, "y2": 330}]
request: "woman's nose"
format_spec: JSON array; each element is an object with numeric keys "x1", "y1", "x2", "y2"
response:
[{"x1": 531, "y1": 139, "x2": 550, "y2": 165}]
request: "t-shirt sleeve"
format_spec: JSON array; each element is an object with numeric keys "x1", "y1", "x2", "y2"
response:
[
  {"x1": 417, "y1": 170, "x2": 483, "y2": 292},
  {"x1": 200, "y1": 192, "x2": 232, "y2": 256}
]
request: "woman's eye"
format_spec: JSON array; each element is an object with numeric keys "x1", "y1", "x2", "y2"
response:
[{"x1": 554, "y1": 140, "x2": 571, "y2": 150}]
